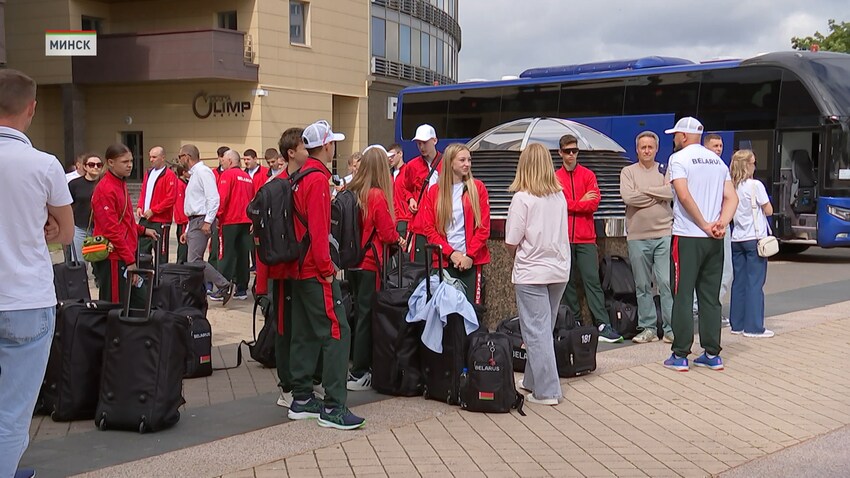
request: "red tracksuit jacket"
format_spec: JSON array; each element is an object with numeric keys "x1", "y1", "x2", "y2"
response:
[
  {"x1": 137, "y1": 166, "x2": 177, "y2": 223},
  {"x1": 217, "y1": 167, "x2": 254, "y2": 225},
  {"x1": 401, "y1": 152, "x2": 442, "y2": 234},
  {"x1": 293, "y1": 158, "x2": 335, "y2": 280},
  {"x1": 420, "y1": 179, "x2": 491, "y2": 267},
  {"x1": 555, "y1": 164, "x2": 601, "y2": 244},
  {"x1": 247, "y1": 165, "x2": 269, "y2": 194},
  {"x1": 173, "y1": 178, "x2": 188, "y2": 226},
  {"x1": 92, "y1": 170, "x2": 145, "y2": 265},
  {"x1": 357, "y1": 187, "x2": 400, "y2": 273},
  {"x1": 392, "y1": 163, "x2": 411, "y2": 223}
]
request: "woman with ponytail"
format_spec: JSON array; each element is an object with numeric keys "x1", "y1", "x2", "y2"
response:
[{"x1": 420, "y1": 143, "x2": 490, "y2": 306}]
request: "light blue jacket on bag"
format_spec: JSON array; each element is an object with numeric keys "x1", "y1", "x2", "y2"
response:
[{"x1": 405, "y1": 274, "x2": 479, "y2": 353}]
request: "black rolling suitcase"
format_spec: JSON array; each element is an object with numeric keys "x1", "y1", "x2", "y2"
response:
[
  {"x1": 156, "y1": 262, "x2": 208, "y2": 315},
  {"x1": 95, "y1": 269, "x2": 191, "y2": 433},
  {"x1": 38, "y1": 300, "x2": 122, "y2": 421},
  {"x1": 419, "y1": 245, "x2": 477, "y2": 405},
  {"x1": 371, "y1": 244, "x2": 426, "y2": 396},
  {"x1": 53, "y1": 247, "x2": 91, "y2": 301}
]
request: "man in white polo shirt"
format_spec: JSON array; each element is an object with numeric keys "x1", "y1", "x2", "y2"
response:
[
  {"x1": 0, "y1": 69, "x2": 74, "y2": 478},
  {"x1": 662, "y1": 117, "x2": 738, "y2": 373}
]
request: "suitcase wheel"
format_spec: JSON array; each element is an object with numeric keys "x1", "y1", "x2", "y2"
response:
[
  {"x1": 98, "y1": 416, "x2": 106, "y2": 431},
  {"x1": 422, "y1": 385, "x2": 429, "y2": 399},
  {"x1": 138, "y1": 417, "x2": 146, "y2": 434}
]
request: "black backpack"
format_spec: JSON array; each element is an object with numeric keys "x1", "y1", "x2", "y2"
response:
[
  {"x1": 599, "y1": 254, "x2": 637, "y2": 301},
  {"x1": 247, "y1": 168, "x2": 320, "y2": 266},
  {"x1": 495, "y1": 317, "x2": 527, "y2": 373},
  {"x1": 330, "y1": 189, "x2": 375, "y2": 270},
  {"x1": 460, "y1": 331, "x2": 525, "y2": 415},
  {"x1": 554, "y1": 314, "x2": 599, "y2": 378}
]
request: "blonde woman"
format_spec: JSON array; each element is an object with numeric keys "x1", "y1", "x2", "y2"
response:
[
  {"x1": 505, "y1": 143, "x2": 570, "y2": 405},
  {"x1": 729, "y1": 150, "x2": 774, "y2": 338},
  {"x1": 419, "y1": 143, "x2": 490, "y2": 305},
  {"x1": 344, "y1": 145, "x2": 405, "y2": 391}
]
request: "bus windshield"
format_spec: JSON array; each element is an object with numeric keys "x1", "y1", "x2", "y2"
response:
[{"x1": 812, "y1": 59, "x2": 850, "y2": 116}]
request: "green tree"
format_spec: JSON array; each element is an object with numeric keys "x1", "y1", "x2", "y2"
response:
[{"x1": 791, "y1": 19, "x2": 850, "y2": 53}]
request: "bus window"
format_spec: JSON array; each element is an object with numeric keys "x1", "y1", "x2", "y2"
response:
[
  {"x1": 500, "y1": 83, "x2": 559, "y2": 123},
  {"x1": 698, "y1": 67, "x2": 781, "y2": 131},
  {"x1": 624, "y1": 73, "x2": 699, "y2": 117},
  {"x1": 445, "y1": 88, "x2": 501, "y2": 139},
  {"x1": 825, "y1": 125, "x2": 850, "y2": 190},
  {"x1": 559, "y1": 79, "x2": 625, "y2": 118},
  {"x1": 778, "y1": 71, "x2": 821, "y2": 128},
  {"x1": 400, "y1": 91, "x2": 449, "y2": 140}
]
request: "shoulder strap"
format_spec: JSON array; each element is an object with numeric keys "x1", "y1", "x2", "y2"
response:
[
  {"x1": 750, "y1": 182, "x2": 772, "y2": 236},
  {"x1": 415, "y1": 156, "x2": 442, "y2": 211}
]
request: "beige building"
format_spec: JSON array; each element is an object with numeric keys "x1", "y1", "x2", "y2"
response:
[{"x1": 4, "y1": 0, "x2": 370, "y2": 180}]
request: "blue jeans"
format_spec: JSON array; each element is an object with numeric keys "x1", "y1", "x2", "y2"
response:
[
  {"x1": 0, "y1": 307, "x2": 55, "y2": 476},
  {"x1": 729, "y1": 240, "x2": 768, "y2": 334},
  {"x1": 627, "y1": 237, "x2": 673, "y2": 334},
  {"x1": 63, "y1": 225, "x2": 90, "y2": 264}
]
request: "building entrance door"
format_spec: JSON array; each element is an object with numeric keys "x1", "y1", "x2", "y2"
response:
[{"x1": 121, "y1": 131, "x2": 144, "y2": 180}]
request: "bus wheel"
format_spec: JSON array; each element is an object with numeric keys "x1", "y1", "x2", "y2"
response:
[{"x1": 779, "y1": 244, "x2": 810, "y2": 255}]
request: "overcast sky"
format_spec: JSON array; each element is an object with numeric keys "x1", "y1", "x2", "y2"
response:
[{"x1": 457, "y1": 0, "x2": 847, "y2": 80}]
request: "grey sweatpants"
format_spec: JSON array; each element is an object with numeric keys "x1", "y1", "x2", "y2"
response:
[
  {"x1": 515, "y1": 282, "x2": 567, "y2": 400},
  {"x1": 187, "y1": 216, "x2": 229, "y2": 289}
]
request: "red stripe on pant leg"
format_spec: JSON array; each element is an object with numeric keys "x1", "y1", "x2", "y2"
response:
[
  {"x1": 672, "y1": 236, "x2": 680, "y2": 295},
  {"x1": 277, "y1": 280, "x2": 285, "y2": 334},
  {"x1": 218, "y1": 228, "x2": 224, "y2": 261},
  {"x1": 160, "y1": 224, "x2": 170, "y2": 258},
  {"x1": 110, "y1": 259, "x2": 120, "y2": 303},
  {"x1": 321, "y1": 280, "x2": 341, "y2": 340},
  {"x1": 473, "y1": 265, "x2": 483, "y2": 305}
]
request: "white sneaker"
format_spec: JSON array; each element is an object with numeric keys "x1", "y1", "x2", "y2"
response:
[
  {"x1": 517, "y1": 379, "x2": 531, "y2": 393},
  {"x1": 312, "y1": 382, "x2": 326, "y2": 400},
  {"x1": 525, "y1": 393, "x2": 558, "y2": 406},
  {"x1": 730, "y1": 329, "x2": 743, "y2": 335},
  {"x1": 346, "y1": 371, "x2": 373, "y2": 391},
  {"x1": 276, "y1": 388, "x2": 293, "y2": 408},
  {"x1": 743, "y1": 329, "x2": 775, "y2": 338}
]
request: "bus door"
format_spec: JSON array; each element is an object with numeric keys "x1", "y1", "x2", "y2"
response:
[{"x1": 775, "y1": 129, "x2": 821, "y2": 242}]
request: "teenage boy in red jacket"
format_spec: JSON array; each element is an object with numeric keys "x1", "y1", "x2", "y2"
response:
[
  {"x1": 286, "y1": 120, "x2": 363, "y2": 431},
  {"x1": 137, "y1": 146, "x2": 177, "y2": 264},
  {"x1": 215, "y1": 150, "x2": 255, "y2": 301},
  {"x1": 401, "y1": 124, "x2": 442, "y2": 262},
  {"x1": 555, "y1": 134, "x2": 623, "y2": 343},
  {"x1": 388, "y1": 143, "x2": 409, "y2": 236}
]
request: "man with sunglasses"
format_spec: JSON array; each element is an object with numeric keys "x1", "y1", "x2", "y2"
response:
[
  {"x1": 137, "y1": 146, "x2": 177, "y2": 264},
  {"x1": 555, "y1": 134, "x2": 624, "y2": 343}
]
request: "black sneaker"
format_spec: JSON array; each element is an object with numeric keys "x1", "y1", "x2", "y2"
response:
[
  {"x1": 598, "y1": 324, "x2": 624, "y2": 343},
  {"x1": 287, "y1": 397, "x2": 323, "y2": 420},
  {"x1": 318, "y1": 406, "x2": 366, "y2": 430}
]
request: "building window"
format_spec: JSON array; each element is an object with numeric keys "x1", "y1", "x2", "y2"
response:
[
  {"x1": 81, "y1": 16, "x2": 103, "y2": 33},
  {"x1": 436, "y1": 39, "x2": 444, "y2": 74},
  {"x1": 217, "y1": 11, "x2": 237, "y2": 30},
  {"x1": 290, "y1": 1, "x2": 308, "y2": 45},
  {"x1": 420, "y1": 32, "x2": 430, "y2": 68},
  {"x1": 372, "y1": 17, "x2": 386, "y2": 58},
  {"x1": 399, "y1": 24, "x2": 411, "y2": 64}
]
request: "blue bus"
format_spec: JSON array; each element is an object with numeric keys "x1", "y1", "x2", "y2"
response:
[{"x1": 394, "y1": 51, "x2": 850, "y2": 251}]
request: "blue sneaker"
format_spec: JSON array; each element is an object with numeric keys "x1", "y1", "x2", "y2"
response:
[
  {"x1": 318, "y1": 406, "x2": 366, "y2": 430},
  {"x1": 14, "y1": 470, "x2": 36, "y2": 478},
  {"x1": 287, "y1": 397, "x2": 323, "y2": 420},
  {"x1": 663, "y1": 353, "x2": 689, "y2": 372},
  {"x1": 693, "y1": 353, "x2": 724, "y2": 370}
]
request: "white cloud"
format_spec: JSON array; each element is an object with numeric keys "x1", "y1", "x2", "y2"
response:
[{"x1": 457, "y1": 0, "x2": 847, "y2": 80}]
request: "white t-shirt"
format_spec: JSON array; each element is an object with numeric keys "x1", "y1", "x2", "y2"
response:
[
  {"x1": 0, "y1": 127, "x2": 73, "y2": 310},
  {"x1": 65, "y1": 170, "x2": 81, "y2": 183},
  {"x1": 143, "y1": 166, "x2": 164, "y2": 212},
  {"x1": 732, "y1": 179, "x2": 771, "y2": 242},
  {"x1": 446, "y1": 182, "x2": 466, "y2": 252},
  {"x1": 505, "y1": 191, "x2": 571, "y2": 285},
  {"x1": 669, "y1": 144, "x2": 731, "y2": 237}
]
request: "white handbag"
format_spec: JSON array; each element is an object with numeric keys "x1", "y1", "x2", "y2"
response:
[{"x1": 751, "y1": 183, "x2": 779, "y2": 258}]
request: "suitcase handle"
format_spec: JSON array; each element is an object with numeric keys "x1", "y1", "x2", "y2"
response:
[
  {"x1": 65, "y1": 242, "x2": 85, "y2": 268},
  {"x1": 136, "y1": 234, "x2": 162, "y2": 285},
  {"x1": 423, "y1": 243, "x2": 443, "y2": 300},
  {"x1": 119, "y1": 268, "x2": 156, "y2": 322},
  {"x1": 381, "y1": 243, "x2": 403, "y2": 289}
]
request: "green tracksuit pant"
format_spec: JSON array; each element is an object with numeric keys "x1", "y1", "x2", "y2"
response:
[
  {"x1": 289, "y1": 278, "x2": 350, "y2": 408},
  {"x1": 220, "y1": 223, "x2": 252, "y2": 292},
  {"x1": 670, "y1": 236, "x2": 724, "y2": 358},
  {"x1": 562, "y1": 243, "x2": 610, "y2": 327},
  {"x1": 271, "y1": 279, "x2": 322, "y2": 392},
  {"x1": 138, "y1": 218, "x2": 170, "y2": 265},
  {"x1": 92, "y1": 258, "x2": 146, "y2": 309},
  {"x1": 445, "y1": 264, "x2": 484, "y2": 306},
  {"x1": 175, "y1": 224, "x2": 188, "y2": 264},
  {"x1": 349, "y1": 270, "x2": 377, "y2": 375}
]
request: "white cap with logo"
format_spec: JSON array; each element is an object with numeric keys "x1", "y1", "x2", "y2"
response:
[
  {"x1": 664, "y1": 117, "x2": 704, "y2": 135},
  {"x1": 413, "y1": 124, "x2": 437, "y2": 142},
  {"x1": 362, "y1": 144, "x2": 391, "y2": 156},
  {"x1": 303, "y1": 120, "x2": 345, "y2": 149}
]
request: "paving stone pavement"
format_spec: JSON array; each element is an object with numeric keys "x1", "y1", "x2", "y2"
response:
[{"x1": 71, "y1": 301, "x2": 850, "y2": 478}]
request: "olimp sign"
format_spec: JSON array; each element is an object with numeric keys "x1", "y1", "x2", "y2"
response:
[{"x1": 193, "y1": 92, "x2": 252, "y2": 119}]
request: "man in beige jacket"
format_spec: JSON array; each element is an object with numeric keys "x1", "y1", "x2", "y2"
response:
[{"x1": 620, "y1": 131, "x2": 674, "y2": 344}]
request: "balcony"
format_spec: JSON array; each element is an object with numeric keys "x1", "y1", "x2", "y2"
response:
[{"x1": 72, "y1": 29, "x2": 258, "y2": 85}]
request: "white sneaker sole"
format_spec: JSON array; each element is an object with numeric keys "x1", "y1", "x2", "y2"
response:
[
  {"x1": 346, "y1": 383, "x2": 373, "y2": 391},
  {"x1": 525, "y1": 393, "x2": 558, "y2": 406},
  {"x1": 287, "y1": 410, "x2": 320, "y2": 420},
  {"x1": 693, "y1": 361, "x2": 724, "y2": 371},
  {"x1": 318, "y1": 417, "x2": 366, "y2": 430},
  {"x1": 632, "y1": 335, "x2": 659, "y2": 344},
  {"x1": 743, "y1": 332, "x2": 775, "y2": 338}
]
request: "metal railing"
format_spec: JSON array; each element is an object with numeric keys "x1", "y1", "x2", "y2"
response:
[
  {"x1": 372, "y1": 0, "x2": 462, "y2": 50},
  {"x1": 372, "y1": 56, "x2": 455, "y2": 86},
  {"x1": 244, "y1": 33, "x2": 256, "y2": 64}
]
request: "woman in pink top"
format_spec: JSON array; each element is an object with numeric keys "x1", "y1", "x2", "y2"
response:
[{"x1": 505, "y1": 143, "x2": 571, "y2": 406}]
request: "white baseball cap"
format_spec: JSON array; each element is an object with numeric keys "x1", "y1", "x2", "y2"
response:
[
  {"x1": 362, "y1": 144, "x2": 389, "y2": 156},
  {"x1": 664, "y1": 117, "x2": 704, "y2": 135},
  {"x1": 303, "y1": 120, "x2": 345, "y2": 149},
  {"x1": 413, "y1": 124, "x2": 437, "y2": 142}
]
